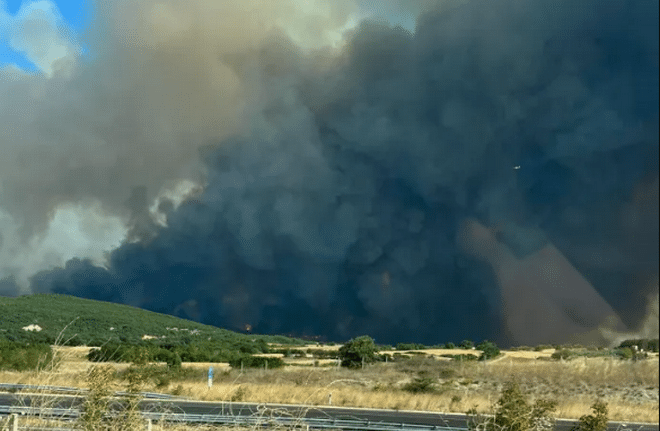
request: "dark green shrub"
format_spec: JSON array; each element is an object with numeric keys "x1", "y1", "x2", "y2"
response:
[
  {"x1": 254, "y1": 338, "x2": 270, "y2": 353},
  {"x1": 0, "y1": 341, "x2": 53, "y2": 371},
  {"x1": 551, "y1": 349, "x2": 575, "y2": 360},
  {"x1": 615, "y1": 347, "x2": 633, "y2": 360},
  {"x1": 228, "y1": 355, "x2": 284, "y2": 369},
  {"x1": 460, "y1": 340, "x2": 475, "y2": 349},
  {"x1": 403, "y1": 376, "x2": 437, "y2": 394},
  {"x1": 477, "y1": 341, "x2": 500, "y2": 361},
  {"x1": 154, "y1": 349, "x2": 182, "y2": 369},
  {"x1": 338, "y1": 336, "x2": 379, "y2": 369},
  {"x1": 534, "y1": 344, "x2": 553, "y2": 351},
  {"x1": 396, "y1": 343, "x2": 426, "y2": 350}
]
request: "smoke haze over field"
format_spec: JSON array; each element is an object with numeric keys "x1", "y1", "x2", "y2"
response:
[{"x1": 1, "y1": 0, "x2": 658, "y2": 346}]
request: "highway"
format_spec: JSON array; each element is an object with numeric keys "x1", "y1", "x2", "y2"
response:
[{"x1": 1, "y1": 390, "x2": 658, "y2": 431}]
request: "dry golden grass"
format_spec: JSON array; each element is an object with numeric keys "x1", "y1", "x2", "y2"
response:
[
  {"x1": 497, "y1": 349, "x2": 555, "y2": 359},
  {"x1": 137, "y1": 354, "x2": 657, "y2": 422},
  {"x1": 483, "y1": 356, "x2": 659, "y2": 387},
  {"x1": 186, "y1": 355, "x2": 658, "y2": 422},
  {"x1": 1, "y1": 346, "x2": 657, "y2": 424},
  {"x1": 167, "y1": 379, "x2": 493, "y2": 412},
  {"x1": 182, "y1": 362, "x2": 232, "y2": 371}
]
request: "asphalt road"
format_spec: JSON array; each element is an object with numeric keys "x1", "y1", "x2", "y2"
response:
[{"x1": 1, "y1": 392, "x2": 658, "y2": 431}]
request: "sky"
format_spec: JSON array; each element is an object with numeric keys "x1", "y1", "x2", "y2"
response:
[
  {"x1": 0, "y1": 0, "x2": 658, "y2": 347},
  {"x1": 0, "y1": 0, "x2": 88, "y2": 71}
]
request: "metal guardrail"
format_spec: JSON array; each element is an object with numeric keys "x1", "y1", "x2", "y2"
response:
[
  {"x1": 0, "y1": 406, "x2": 79, "y2": 420},
  {"x1": 0, "y1": 383, "x2": 176, "y2": 400},
  {"x1": 2, "y1": 404, "x2": 658, "y2": 431},
  {"x1": 143, "y1": 412, "x2": 463, "y2": 430},
  {"x1": 0, "y1": 405, "x2": 464, "y2": 430}
]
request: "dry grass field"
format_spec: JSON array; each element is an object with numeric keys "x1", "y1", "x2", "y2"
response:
[{"x1": 1, "y1": 346, "x2": 657, "y2": 424}]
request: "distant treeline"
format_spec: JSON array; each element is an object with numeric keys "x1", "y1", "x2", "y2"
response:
[
  {"x1": 391, "y1": 340, "x2": 484, "y2": 350},
  {"x1": 88, "y1": 340, "x2": 284, "y2": 369},
  {"x1": 0, "y1": 325, "x2": 302, "y2": 350},
  {"x1": 0, "y1": 336, "x2": 657, "y2": 373},
  {"x1": 618, "y1": 338, "x2": 659, "y2": 353}
]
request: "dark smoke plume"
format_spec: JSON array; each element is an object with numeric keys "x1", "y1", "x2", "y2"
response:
[{"x1": 27, "y1": 0, "x2": 659, "y2": 346}]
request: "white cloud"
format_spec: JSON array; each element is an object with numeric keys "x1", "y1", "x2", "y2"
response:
[{"x1": 7, "y1": 0, "x2": 80, "y2": 78}]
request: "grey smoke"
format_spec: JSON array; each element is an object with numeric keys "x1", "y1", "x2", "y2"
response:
[{"x1": 8, "y1": 0, "x2": 660, "y2": 345}]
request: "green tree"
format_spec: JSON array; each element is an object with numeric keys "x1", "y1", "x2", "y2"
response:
[
  {"x1": 338, "y1": 336, "x2": 379, "y2": 369},
  {"x1": 460, "y1": 339, "x2": 475, "y2": 349},
  {"x1": 477, "y1": 340, "x2": 500, "y2": 361}
]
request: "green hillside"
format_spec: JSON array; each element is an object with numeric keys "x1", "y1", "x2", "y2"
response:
[{"x1": 0, "y1": 294, "x2": 304, "y2": 347}]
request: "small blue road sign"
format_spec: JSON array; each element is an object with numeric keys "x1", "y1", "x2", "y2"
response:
[{"x1": 208, "y1": 366, "x2": 214, "y2": 388}]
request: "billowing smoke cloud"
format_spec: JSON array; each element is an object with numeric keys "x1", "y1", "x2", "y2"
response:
[
  {"x1": 4, "y1": 0, "x2": 659, "y2": 346},
  {"x1": 0, "y1": 0, "x2": 361, "y2": 286}
]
